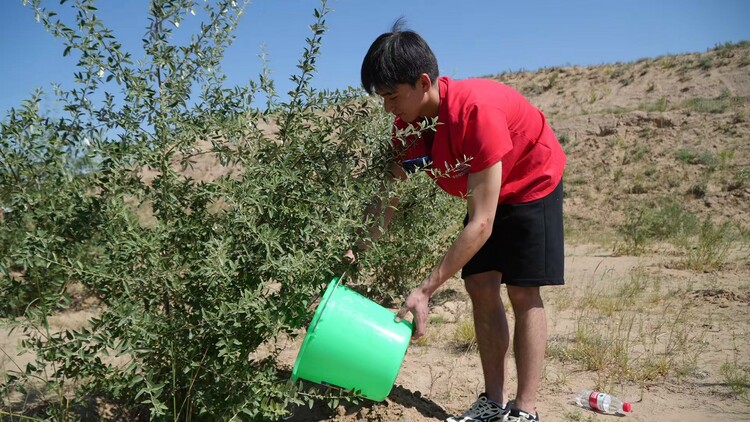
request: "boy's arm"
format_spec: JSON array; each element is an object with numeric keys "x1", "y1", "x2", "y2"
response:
[{"x1": 397, "y1": 160, "x2": 503, "y2": 338}]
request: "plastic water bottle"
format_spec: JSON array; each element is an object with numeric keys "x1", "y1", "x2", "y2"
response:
[{"x1": 575, "y1": 390, "x2": 632, "y2": 414}]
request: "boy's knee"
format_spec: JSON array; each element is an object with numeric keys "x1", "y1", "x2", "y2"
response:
[
  {"x1": 507, "y1": 285, "x2": 543, "y2": 310},
  {"x1": 463, "y1": 272, "x2": 501, "y2": 301}
]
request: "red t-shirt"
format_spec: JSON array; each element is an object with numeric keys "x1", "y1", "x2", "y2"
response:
[{"x1": 393, "y1": 76, "x2": 566, "y2": 204}]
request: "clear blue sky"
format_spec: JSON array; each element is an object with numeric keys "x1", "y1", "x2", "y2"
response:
[{"x1": 1, "y1": 0, "x2": 749, "y2": 116}]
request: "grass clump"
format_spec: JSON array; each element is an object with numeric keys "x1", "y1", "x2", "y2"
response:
[
  {"x1": 639, "y1": 97, "x2": 668, "y2": 112},
  {"x1": 676, "y1": 148, "x2": 717, "y2": 168},
  {"x1": 429, "y1": 315, "x2": 449, "y2": 324},
  {"x1": 728, "y1": 168, "x2": 750, "y2": 191},
  {"x1": 616, "y1": 199, "x2": 699, "y2": 255},
  {"x1": 568, "y1": 316, "x2": 632, "y2": 377},
  {"x1": 414, "y1": 329, "x2": 440, "y2": 347},
  {"x1": 617, "y1": 200, "x2": 737, "y2": 270},
  {"x1": 452, "y1": 318, "x2": 477, "y2": 352},
  {"x1": 680, "y1": 92, "x2": 746, "y2": 114},
  {"x1": 551, "y1": 267, "x2": 706, "y2": 386},
  {"x1": 721, "y1": 361, "x2": 750, "y2": 400},
  {"x1": 580, "y1": 269, "x2": 652, "y2": 316},
  {"x1": 563, "y1": 410, "x2": 597, "y2": 422},
  {"x1": 679, "y1": 219, "x2": 734, "y2": 271},
  {"x1": 712, "y1": 41, "x2": 750, "y2": 57}
]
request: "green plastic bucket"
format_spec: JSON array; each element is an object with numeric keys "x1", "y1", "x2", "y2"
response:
[{"x1": 291, "y1": 276, "x2": 413, "y2": 401}]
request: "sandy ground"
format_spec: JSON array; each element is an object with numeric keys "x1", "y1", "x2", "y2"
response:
[
  {"x1": 278, "y1": 243, "x2": 750, "y2": 421},
  {"x1": 4, "y1": 243, "x2": 747, "y2": 421}
]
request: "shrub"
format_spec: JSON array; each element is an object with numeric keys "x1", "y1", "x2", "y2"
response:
[
  {"x1": 0, "y1": 93, "x2": 101, "y2": 316},
  {"x1": 639, "y1": 97, "x2": 668, "y2": 112},
  {"x1": 452, "y1": 318, "x2": 478, "y2": 352},
  {"x1": 0, "y1": 1, "x2": 458, "y2": 419},
  {"x1": 680, "y1": 219, "x2": 734, "y2": 271},
  {"x1": 675, "y1": 148, "x2": 717, "y2": 169},
  {"x1": 680, "y1": 92, "x2": 746, "y2": 114},
  {"x1": 616, "y1": 199, "x2": 698, "y2": 255},
  {"x1": 720, "y1": 361, "x2": 750, "y2": 399},
  {"x1": 353, "y1": 153, "x2": 462, "y2": 303}
]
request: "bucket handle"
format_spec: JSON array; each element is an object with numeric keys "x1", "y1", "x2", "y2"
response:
[{"x1": 309, "y1": 272, "x2": 346, "y2": 333}]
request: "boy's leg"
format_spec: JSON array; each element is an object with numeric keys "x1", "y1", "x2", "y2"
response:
[
  {"x1": 506, "y1": 285, "x2": 546, "y2": 414},
  {"x1": 464, "y1": 271, "x2": 509, "y2": 405}
]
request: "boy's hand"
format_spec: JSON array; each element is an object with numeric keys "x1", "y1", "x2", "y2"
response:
[{"x1": 396, "y1": 287, "x2": 430, "y2": 340}]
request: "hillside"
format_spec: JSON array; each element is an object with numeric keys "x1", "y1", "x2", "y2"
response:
[{"x1": 493, "y1": 42, "x2": 750, "y2": 240}]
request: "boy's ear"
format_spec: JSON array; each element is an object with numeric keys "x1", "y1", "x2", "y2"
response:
[{"x1": 418, "y1": 73, "x2": 432, "y2": 92}]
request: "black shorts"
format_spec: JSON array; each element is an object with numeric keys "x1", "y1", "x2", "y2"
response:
[{"x1": 462, "y1": 181, "x2": 564, "y2": 286}]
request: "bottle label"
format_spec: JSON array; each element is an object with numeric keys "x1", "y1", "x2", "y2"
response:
[{"x1": 589, "y1": 391, "x2": 605, "y2": 411}]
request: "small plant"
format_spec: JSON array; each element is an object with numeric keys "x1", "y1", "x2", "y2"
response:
[
  {"x1": 731, "y1": 109, "x2": 747, "y2": 124},
  {"x1": 630, "y1": 144, "x2": 651, "y2": 163},
  {"x1": 720, "y1": 333, "x2": 750, "y2": 400},
  {"x1": 728, "y1": 168, "x2": 750, "y2": 191},
  {"x1": 639, "y1": 97, "x2": 668, "y2": 112},
  {"x1": 414, "y1": 328, "x2": 440, "y2": 347},
  {"x1": 429, "y1": 315, "x2": 449, "y2": 324},
  {"x1": 658, "y1": 56, "x2": 677, "y2": 69},
  {"x1": 452, "y1": 317, "x2": 477, "y2": 352},
  {"x1": 522, "y1": 83, "x2": 545, "y2": 97},
  {"x1": 627, "y1": 182, "x2": 647, "y2": 195},
  {"x1": 563, "y1": 409, "x2": 597, "y2": 422},
  {"x1": 545, "y1": 72, "x2": 560, "y2": 91},
  {"x1": 680, "y1": 219, "x2": 734, "y2": 271},
  {"x1": 697, "y1": 57, "x2": 714, "y2": 70},
  {"x1": 713, "y1": 41, "x2": 750, "y2": 56},
  {"x1": 721, "y1": 362, "x2": 750, "y2": 399},
  {"x1": 676, "y1": 148, "x2": 697, "y2": 164},
  {"x1": 553, "y1": 267, "x2": 707, "y2": 386},
  {"x1": 580, "y1": 273, "x2": 647, "y2": 317},
  {"x1": 687, "y1": 182, "x2": 707, "y2": 199},
  {"x1": 716, "y1": 121, "x2": 740, "y2": 135},
  {"x1": 616, "y1": 208, "x2": 649, "y2": 255},
  {"x1": 718, "y1": 150, "x2": 736, "y2": 169},
  {"x1": 634, "y1": 301, "x2": 705, "y2": 382},
  {"x1": 619, "y1": 75, "x2": 635, "y2": 86},
  {"x1": 676, "y1": 148, "x2": 717, "y2": 169},
  {"x1": 608, "y1": 66, "x2": 626, "y2": 80},
  {"x1": 568, "y1": 313, "x2": 631, "y2": 381},
  {"x1": 680, "y1": 92, "x2": 746, "y2": 114},
  {"x1": 616, "y1": 199, "x2": 699, "y2": 255}
]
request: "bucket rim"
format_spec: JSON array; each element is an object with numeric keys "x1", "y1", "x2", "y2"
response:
[{"x1": 291, "y1": 275, "x2": 342, "y2": 381}]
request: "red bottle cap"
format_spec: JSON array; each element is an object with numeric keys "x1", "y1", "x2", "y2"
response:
[{"x1": 623, "y1": 402, "x2": 632, "y2": 412}]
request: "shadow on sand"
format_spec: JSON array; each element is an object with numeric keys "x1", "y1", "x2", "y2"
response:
[{"x1": 285, "y1": 383, "x2": 449, "y2": 421}]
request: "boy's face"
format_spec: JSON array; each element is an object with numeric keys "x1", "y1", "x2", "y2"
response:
[{"x1": 376, "y1": 74, "x2": 433, "y2": 123}]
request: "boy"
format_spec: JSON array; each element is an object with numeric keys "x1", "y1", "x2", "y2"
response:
[{"x1": 355, "y1": 20, "x2": 566, "y2": 422}]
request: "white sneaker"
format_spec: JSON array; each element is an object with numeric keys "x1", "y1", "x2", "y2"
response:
[
  {"x1": 506, "y1": 407, "x2": 540, "y2": 422},
  {"x1": 446, "y1": 393, "x2": 510, "y2": 422}
]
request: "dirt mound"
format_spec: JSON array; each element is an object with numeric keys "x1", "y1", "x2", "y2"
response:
[{"x1": 492, "y1": 43, "x2": 750, "y2": 236}]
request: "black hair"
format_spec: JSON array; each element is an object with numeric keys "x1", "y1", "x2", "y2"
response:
[{"x1": 360, "y1": 18, "x2": 439, "y2": 95}]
